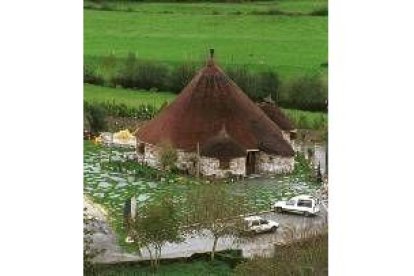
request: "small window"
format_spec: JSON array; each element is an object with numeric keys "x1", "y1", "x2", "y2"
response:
[
  {"x1": 219, "y1": 159, "x2": 230, "y2": 169},
  {"x1": 286, "y1": 200, "x2": 296, "y2": 206},
  {"x1": 251, "y1": 220, "x2": 260, "y2": 226},
  {"x1": 297, "y1": 199, "x2": 313, "y2": 208},
  {"x1": 138, "y1": 143, "x2": 145, "y2": 154},
  {"x1": 260, "y1": 219, "x2": 268, "y2": 225}
]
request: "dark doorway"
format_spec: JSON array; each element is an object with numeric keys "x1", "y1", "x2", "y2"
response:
[{"x1": 246, "y1": 151, "x2": 258, "y2": 175}]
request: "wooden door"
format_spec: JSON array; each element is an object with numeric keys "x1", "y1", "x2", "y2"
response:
[{"x1": 246, "y1": 151, "x2": 257, "y2": 175}]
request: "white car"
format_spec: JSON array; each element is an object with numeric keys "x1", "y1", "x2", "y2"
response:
[
  {"x1": 244, "y1": 216, "x2": 279, "y2": 233},
  {"x1": 273, "y1": 195, "x2": 321, "y2": 216}
]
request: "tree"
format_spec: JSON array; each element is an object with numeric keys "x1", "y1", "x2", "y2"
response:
[
  {"x1": 128, "y1": 199, "x2": 183, "y2": 270},
  {"x1": 185, "y1": 183, "x2": 251, "y2": 261}
]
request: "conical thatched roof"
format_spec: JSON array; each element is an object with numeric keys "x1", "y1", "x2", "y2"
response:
[
  {"x1": 200, "y1": 127, "x2": 245, "y2": 160},
  {"x1": 258, "y1": 102, "x2": 295, "y2": 131},
  {"x1": 136, "y1": 52, "x2": 294, "y2": 157}
]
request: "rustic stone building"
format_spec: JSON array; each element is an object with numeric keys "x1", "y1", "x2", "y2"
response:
[{"x1": 135, "y1": 50, "x2": 295, "y2": 178}]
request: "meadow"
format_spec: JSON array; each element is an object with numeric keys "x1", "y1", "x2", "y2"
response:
[
  {"x1": 84, "y1": 0, "x2": 327, "y2": 79},
  {"x1": 84, "y1": 83, "x2": 176, "y2": 108}
]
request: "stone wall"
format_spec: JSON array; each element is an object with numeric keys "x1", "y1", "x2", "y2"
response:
[
  {"x1": 200, "y1": 157, "x2": 246, "y2": 178},
  {"x1": 136, "y1": 140, "x2": 293, "y2": 177},
  {"x1": 136, "y1": 141, "x2": 161, "y2": 169},
  {"x1": 281, "y1": 131, "x2": 291, "y2": 143},
  {"x1": 256, "y1": 152, "x2": 294, "y2": 174}
]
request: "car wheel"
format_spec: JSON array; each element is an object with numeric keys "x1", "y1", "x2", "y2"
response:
[
  {"x1": 276, "y1": 207, "x2": 283, "y2": 213},
  {"x1": 304, "y1": 211, "x2": 310, "y2": 217},
  {"x1": 271, "y1": 226, "x2": 277, "y2": 233}
]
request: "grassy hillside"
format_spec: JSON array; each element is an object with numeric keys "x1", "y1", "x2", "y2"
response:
[{"x1": 84, "y1": 1, "x2": 327, "y2": 79}]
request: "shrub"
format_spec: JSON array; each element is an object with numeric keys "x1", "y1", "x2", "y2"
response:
[
  {"x1": 256, "y1": 70, "x2": 281, "y2": 101},
  {"x1": 309, "y1": 7, "x2": 328, "y2": 16},
  {"x1": 84, "y1": 101, "x2": 107, "y2": 133},
  {"x1": 84, "y1": 64, "x2": 104, "y2": 85},
  {"x1": 168, "y1": 62, "x2": 197, "y2": 93},
  {"x1": 279, "y1": 75, "x2": 327, "y2": 112},
  {"x1": 226, "y1": 65, "x2": 258, "y2": 100},
  {"x1": 113, "y1": 53, "x2": 169, "y2": 91},
  {"x1": 158, "y1": 141, "x2": 178, "y2": 171}
]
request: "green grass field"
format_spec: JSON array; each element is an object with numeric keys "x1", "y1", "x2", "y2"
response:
[
  {"x1": 84, "y1": 84, "x2": 176, "y2": 108},
  {"x1": 84, "y1": 0, "x2": 327, "y2": 79}
]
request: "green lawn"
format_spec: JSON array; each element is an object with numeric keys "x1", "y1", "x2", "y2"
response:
[
  {"x1": 84, "y1": 1, "x2": 327, "y2": 79},
  {"x1": 84, "y1": 84, "x2": 176, "y2": 108}
]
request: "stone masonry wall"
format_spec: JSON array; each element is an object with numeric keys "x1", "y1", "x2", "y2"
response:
[
  {"x1": 200, "y1": 157, "x2": 246, "y2": 178},
  {"x1": 256, "y1": 152, "x2": 294, "y2": 174},
  {"x1": 137, "y1": 140, "x2": 292, "y2": 177}
]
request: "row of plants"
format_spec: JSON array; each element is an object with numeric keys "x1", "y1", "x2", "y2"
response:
[
  {"x1": 84, "y1": 1, "x2": 328, "y2": 17},
  {"x1": 84, "y1": 100, "x2": 161, "y2": 133},
  {"x1": 84, "y1": 53, "x2": 328, "y2": 112}
]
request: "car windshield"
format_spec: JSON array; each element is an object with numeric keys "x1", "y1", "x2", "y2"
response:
[
  {"x1": 286, "y1": 200, "x2": 295, "y2": 205},
  {"x1": 260, "y1": 219, "x2": 267, "y2": 224}
]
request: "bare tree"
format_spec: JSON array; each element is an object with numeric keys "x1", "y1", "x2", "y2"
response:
[
  {"x1": 185, "y1": 183, "x2": 251, "y2": 261},
  {"x1": 128, "y1": 199, "x2": 183, "y2": 270}
]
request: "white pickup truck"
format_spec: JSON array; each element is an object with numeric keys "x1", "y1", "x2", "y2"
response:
[{"x1": 273, "y1": 195, "x2": 321, "y2": 216}]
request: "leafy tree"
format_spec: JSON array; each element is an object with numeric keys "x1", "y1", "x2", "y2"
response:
[
  {"x1": 185, "y1": 183, "x2": 251, "y2": 261},
  {"x1": 128, "y1": 200, "x2": 183, "y2": 270}
]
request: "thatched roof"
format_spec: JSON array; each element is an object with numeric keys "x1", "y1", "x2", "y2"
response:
[
  {"x1": 258, "y1": 102, "x2": 295, "y2": 131},
  {"x1": 200, "y1": 127, "x2": 245, "y2": 160},
  {"x1": 136, "y1": 51, "x2": 294, "y2": 157}
]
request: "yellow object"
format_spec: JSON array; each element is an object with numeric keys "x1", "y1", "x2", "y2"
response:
[
  {"x1": 113, "y1": 129, "x2": 134, "y2": 141},
  {"x1": 94, "y1": 136, "x2": 102, "y2": 144}
]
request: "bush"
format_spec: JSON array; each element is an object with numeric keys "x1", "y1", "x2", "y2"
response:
[
  {"x1": 168, "y1": 62, "x2": 197, "y2": 93},
  {"x1": 279, "y1": 75, "x2": 327, "y2": 112},
  {"x1": 84, "y1": 64, "x2": 104, "y2": 86},
  {"x1": 226, "y1": 65, "x2": 258, "y2": 100},
  {"x1": 84, "y1": 102, "x2": 107, "y2": 133},
  {"x1": 309, "y1": 7, "x2": 328, "y2": 16},
  {"x1": 256, "y1": 70, "x2": 281, "y2": 101},
  {"x1": 158, "y1": 141, "x2": 178, "y2": 171},
  {"x1": 112, "y1": 53, "x2": 169, "y2": 91}
]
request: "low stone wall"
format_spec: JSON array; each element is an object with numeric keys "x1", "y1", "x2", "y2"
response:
[
  {"x1": 256, "y1": 152, "x2": 294, "y2": 174},
  {"x1": 200, "y1": 157, "x2": 246, "y2": 178}
]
